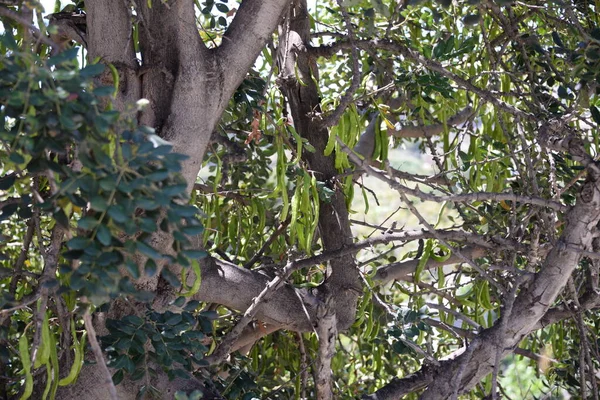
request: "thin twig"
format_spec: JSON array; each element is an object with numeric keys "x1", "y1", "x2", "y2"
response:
[
  {"x1": 451, "y1": 339, "x2": 478, "y2": 400},
  {"x1": 338, "y1": 136, "x2": 508, "y2": 292},
  {"x1": 0, "y1": 6, "x2": 60, "y2": 49},
  {"x1": 83, "y1": 309, "x2": 118, "y2": 400},
  {"x1": 491, "y1": 274, "x2": 529, "y2": 400},
  {"x1": 297, "y1": 332, "x2": 308, "y2": 400},
  {"x1": 0, "y1": 294, "x2": 40, "y2": 315}
]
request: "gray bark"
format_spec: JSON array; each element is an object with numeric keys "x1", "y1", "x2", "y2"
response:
[{"x1": 277, "y1": 0, "x2": 361, "y2": 332}]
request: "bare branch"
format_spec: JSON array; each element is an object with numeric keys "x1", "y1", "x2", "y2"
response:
[
  {"x1": 426, "y1": 302, "x2": 480, "y2": 329},
  {"x1": 9, "y1": 218, "x2": 35, "y2": 294},
  {"x1": 390, "y1": 106, "x2": 474, "y2": 138},
  {"x1": 194, "y1": 183, "x2": 251, "y2": 206},
  {"x1": 315, "y1": 295, "x2": 337, "y2": 400},
  {"x1": 374, "y1": 245, "x2": 487, "y2": 284},
  {"x1": 388, "y1": 177, "x2": 566, "y2": 212},
  {"x1": 204, "y1": 258, "x2": 317, "y2": 365},
  {"x1": 217, "y1": 0, "x2": 289, "y2": 98},
  {"x1": 83, "y1": 309, "x2": 118, "y2": 400},
  {"x1": 297, "y1": 332, "x2": 309, "y2": 400},
  {"x1": 46, "y1": 12, "x2": 87, "y2": 49},
  {"x1": 0, "y1": 293, "x2": 39, "y2": 316},
  {"x1": 0, "y1": 6, "x2": 60, "y2": 49},
  {"x1": 231, "y1": 323, "x2": 280, "y2": 354}
]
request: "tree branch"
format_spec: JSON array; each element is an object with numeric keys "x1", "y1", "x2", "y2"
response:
[
  {"x1": 0, "y1": 6, "x2": 60, "y2": 49},
  {"x1": 315, "y1": 295, "x2": 337, "y2": 400},
  {"x1": 217, "y1": 0, "x2": 289, "y2": 98},
  {"x1": 310, "y1": 39, "x2": 529, "y2": 118},
  {"x1": 374, "y1": 245, "x2": 486, "y2": 284},
  {"x1": 366, "y1": 153, "x2": 600, "y2": 399},
  {"x1": 390, "y1": 106, "x2": 474, "y2": 138},
  {"x1": 83, "y1": 309, "x2": 118, "y2": 400},
  {"x1": 204, "y1": 258, "x2": 318, "y2": 366}
]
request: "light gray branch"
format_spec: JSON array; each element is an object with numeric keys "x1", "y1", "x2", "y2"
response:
[
  {"x1": 217, "y1": 0, "x2": 289, "y2": 99},
  {"x1": 204, "y1": 258, "x2": 313, "y2": 365},
  {"x1": 83, "y1": 309, "x2": 118, "y2": 400},
  {"x1": 374, "y1": 245, "x2": 486, "y2": 284},
  {"x1": 391, "y1": 106, "x2": 474, "y2": 138},
  {"x1": 315, "y1": 296, "x2": 337, "y2": 400}
]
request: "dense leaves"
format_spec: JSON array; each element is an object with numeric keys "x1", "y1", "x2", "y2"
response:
[{"x1": 102, "y1": 302, "x2": 213, "y2": 385}]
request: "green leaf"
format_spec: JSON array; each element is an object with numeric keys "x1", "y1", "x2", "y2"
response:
[
  {"x1": 67, "y1": 237, "x2": 89, "y2": 250},
  {"x1": 90, "y1": 196, "x2": 108, "y2": 212},
  {"x1": 47, "y1": 48, "x2": 79, "y2": 66},
  {"x1": 591, "y1": 106, "x2": 600, "y2": 125},
  {"x1": 78, "y1": 216, "x2": 99, "y2": 230},
  {"x1": 215, "y1": 3, "x2": 228, "y2": 12},
  {"x1": 107, "y1": 205, "x2": 127, "y2": 223},
  {"x1": 8, "y1": 152, "x2": 24, "y2": 164},
  {"x1": 551, "y1": 31, "x2": 564, "y2": 48},
  {"x1": 165, "y1": 313, "x2": 182, "y2": 326},
  {"x1": 181, "y1": 225, "x2": 204, "y2": 236},
  {"x1": 172, "y1": 296, "x2": 186, "y2": 308},
  {"x1": 54, "y1": 209, "x2": 70, "y2": 228},
  {"x1": 557, "y1": 85, "x2": 569, "y2": 99},
  {"x1": 183, "y1": 301, "x2": 200, "y2": 312},
  {"x1": 182, "y1": 250, "x2": 208, "y2": 259},
  {"x1": 125, "y1": 259, "x2": 140, "y2": 279},
  {"x1": 462, "y1": 14, "x2": 481, "y2": 26},
  {"x1": 0, "y1": 174, "x2": 15, "y2": 190},
  {"x1": 161, "y1": 268, "x2": 181, "y2": 288},
  {"x1": 146, "y1": 170, "x2": 169, "y2": 181},
  {"x1": 80, "y1": 63, "x2": 105, "y2": 78},
  {"x1": 112, "y1": 369, "x2": 124, "y2": 385},
  {"x1": 136, "y1": 242, "x2": 161, "y2": 259},
  {"x1": 136, "y1": 198, "x2": 160, "y2": 211},
  {"x1": 93, "y1": 86, "x2": 116, "y2": 97},
  {"x1": 162, "y1": 184, "x2": 187, "y2": 196},
  {"x1": 96, "y1": 224, "x2": 112, "y2": 246}
]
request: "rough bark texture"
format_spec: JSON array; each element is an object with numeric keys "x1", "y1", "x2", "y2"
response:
[
  {"x1": 196, "y1": 258, "x2": 316, "y2": 332},
  {"x1": 277, "y1": 0, "x2": 361, "y2": 332},
  {"x1": 86, "y1": 0, "x2": 140, "y2": 112}
]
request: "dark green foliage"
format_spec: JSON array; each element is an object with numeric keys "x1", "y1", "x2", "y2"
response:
[
  {"x1": 0, "y1": 31, "x2": 205, "y2": 306},
  {"x1": 101, "y1": 303, "x2": 214, "y2": 386},
  {"x1": 0, "y1": 29, "x2": 208, "y2": 397}
]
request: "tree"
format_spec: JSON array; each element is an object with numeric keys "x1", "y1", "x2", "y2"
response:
[{"x1": 1, "y1": 0, "x2": 600, "y2": 398}]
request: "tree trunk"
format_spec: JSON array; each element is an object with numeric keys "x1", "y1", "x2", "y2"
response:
[{"x1": 277, "y1": 0, "x2": 361, "y2": 333}]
